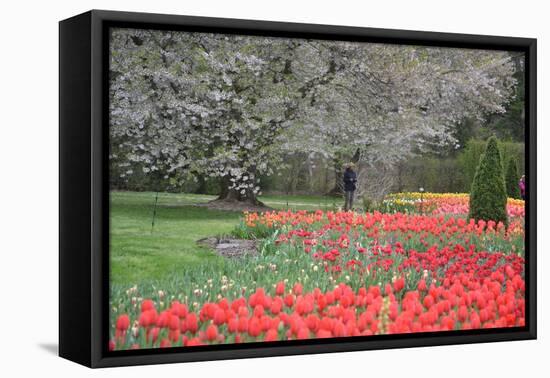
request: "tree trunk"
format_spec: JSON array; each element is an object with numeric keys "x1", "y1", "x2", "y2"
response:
[
  {"x1": 326, "y1": 158, "x2": 344, "y2": 196},
  {"x1": 307, "y1": 155, "x2": 314, "y2": 194},
  {"x1": 396, "y1": 162, "x2": 405, "y2": 192},
  {"x1": 214, "y1": 176, "x2": 265, "y2": 206}
]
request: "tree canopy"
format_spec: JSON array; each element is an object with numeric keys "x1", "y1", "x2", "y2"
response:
[{"x1": 110, "y1": 28, "x2": 520, "y2": 202}]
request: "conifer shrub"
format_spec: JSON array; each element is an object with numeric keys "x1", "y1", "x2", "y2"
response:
[{"x1": 468, "y1": 136, "x2": 508, "y2": 226}]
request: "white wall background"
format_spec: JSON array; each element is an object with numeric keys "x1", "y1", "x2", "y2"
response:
[{"x1": 0, "y1": 0, "x2": 546, "y2": 376}]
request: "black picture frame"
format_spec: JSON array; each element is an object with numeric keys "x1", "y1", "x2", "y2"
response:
[{"x1": 59, "y1": 9, "x2": 537, "y2": 368}]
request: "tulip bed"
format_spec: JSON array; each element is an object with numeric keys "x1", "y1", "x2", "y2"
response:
[
  {"x1": 110, "y1": 202, "x2": 525, "y2": 351},
  {"x1": 382, "y1": 192, "x2": 525, "y2": 218}
]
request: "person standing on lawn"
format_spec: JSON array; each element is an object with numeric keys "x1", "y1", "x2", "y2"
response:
[
  {"x1": 343, "y1": 163, "x2": 357, "y2": 211},
  {"x1": 519, "y1": 175, "x2": 526, "y2": 201}
]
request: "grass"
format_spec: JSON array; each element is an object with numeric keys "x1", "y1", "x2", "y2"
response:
[
  {"x1": 110, "y1": 191, "x2": 341, "y2": 209},
  {"x1": 110, "y1": 191, "x2": 343, "y2": 286}
]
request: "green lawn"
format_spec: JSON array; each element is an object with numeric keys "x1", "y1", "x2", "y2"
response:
[{"x1": 110, "y1": 191, "x2": 342, "y2": 286}]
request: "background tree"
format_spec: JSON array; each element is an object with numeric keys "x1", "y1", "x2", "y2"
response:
[
  {"x1": 458, "y1": 139, "x2": 524, "y2": 192},
  {"x1": 281, "y1": 43, "x2": 520, "y2": 197},
  {"x1": 110, "y1": 29, "x2": 521, "y2": 205},
  {"x1": 468, "y1": 136, "x2": 508, "y2": 226}
]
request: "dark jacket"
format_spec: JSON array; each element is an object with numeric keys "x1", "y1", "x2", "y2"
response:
[{"x1": 343, "y1": 168, "x2": 357, "y2": 191}]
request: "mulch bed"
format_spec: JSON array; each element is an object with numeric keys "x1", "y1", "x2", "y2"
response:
[{"x1": 196, "y1": 236, "x2": 259, "y2": 258}]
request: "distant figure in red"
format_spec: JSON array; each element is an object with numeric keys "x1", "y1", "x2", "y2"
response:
[{"x1": 519, "y1": 175, "x2": 526, "y2": 201}]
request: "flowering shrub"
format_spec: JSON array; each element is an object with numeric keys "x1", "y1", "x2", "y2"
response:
[{"x1": 110, "y1": 209, "x2": 525, "y2": 350}]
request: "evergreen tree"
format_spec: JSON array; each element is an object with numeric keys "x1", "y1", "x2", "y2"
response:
[
  {"x1": 468, "y1": 136, "x2": 508, "y2": 226},
  {"x1": 505, "y1": 157, "x2": 521, "y2": 199}
]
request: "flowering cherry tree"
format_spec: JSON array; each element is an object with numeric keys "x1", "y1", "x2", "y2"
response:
[
  {"x1": 110, "y1": 28, "x2": 519, "y2": 205},
  {"x1": 285, "y1": 43, "x2": 519, "y2": 194}
]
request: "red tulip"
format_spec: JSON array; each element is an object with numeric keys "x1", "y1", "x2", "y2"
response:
[
  {"x1": 227, "y1": 318, "x2": 238, "y2": 333},
  {"x1": 169, "y1": 314, "x2": 179, "y2": 330},
  {"x1": 116, "y1": 314, "x2": 130, "y2": 331},
  {"x1": 276, "y1": 281, "x2": 285, "y2": 296},
  {"x1": 213, "y1": 308, "x2": 226, "y2": 325},
  {"x1": 293, "y1": 283, "x2": 303, "y2": 296},
  {"x1": 297, "y1": 327, "x2": 310, "y2": 340},
  {"x1": 423, "y1": 294, "x2": 435, "y2": 309},
  {"x1": 248, "y1": 317, "x2": 262, "y2": 337},
  {"x1": 150, "y1": 327, "x2": 160, "y2": 344},
  {"x1": 186, "y1": 337, "x2": 202, "y2": 346},
  {"x1": 458, "y1": 305, "x2": 469, "y2": 323},
  {"x1": 264, "y1": 329, "x2": 279, "y2": 342},
  {"x1": 186, "y1": 313, "x2": 198, "y2": 334},
  {"x1": 393, "y1": 277, "x2": 405, "y2": 293},
  {"x1": 385, "y1": 283, "x2": 393, "y2": 296},
  {"x1": 139, "y1": 310, "x2": 154, "y2": 328},
  {"x1": 284, "y1": 294, "x2": 294, "y2": 308},
  {"x1": 253, "y1": 305, "x2": 264, "y2": 318},
  {"x1": 238, "y1": 317, "x2": 248, "y2": 333},
  {"x1": 169, "y1": 329, "x2": 180, "y2": 343},
  {"x1": 141, "y1": 299, "x2": 155, "y2": 312},
  {"x1": 270, "y1": 299, "x2": 282, "y2": 315},
  {"x1": 206, "y1": 324, "x2": 218, "y2": 341}
]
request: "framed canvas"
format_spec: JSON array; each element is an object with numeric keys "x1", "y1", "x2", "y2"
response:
[{"x1": 59, "y1": 9, "x2": 537, "y2": 368}]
